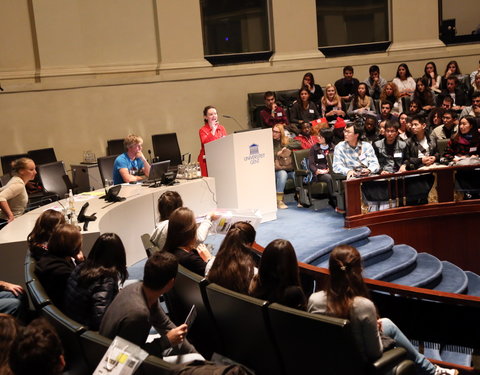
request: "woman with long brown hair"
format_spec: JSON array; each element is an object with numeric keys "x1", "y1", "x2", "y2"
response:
[{"x1": 27, "y1": 209, "x2": 66, "y2": 261}]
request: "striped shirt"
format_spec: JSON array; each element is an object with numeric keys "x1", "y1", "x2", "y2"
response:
[{"x1": 333, "y1": 141, "x2": 380, "y2": 176}]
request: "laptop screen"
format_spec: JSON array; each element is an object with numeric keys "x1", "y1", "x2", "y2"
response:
[{"x1": 148, "y1": 160, "x2": 170, "y2": 181}]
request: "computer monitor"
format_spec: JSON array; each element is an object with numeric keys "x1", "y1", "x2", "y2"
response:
[
  {"x1": 28, "y1": 148, "x2": 57, "y2": 166},
  {"x1": 147, "y1": 160, "x2": 170, "y2": 182},
  {"x1": 151, "y1": 133, "x2": 182, "y2": 167}
]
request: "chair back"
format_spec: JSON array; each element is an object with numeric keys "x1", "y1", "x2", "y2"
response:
[
  {"x1": 151, "y1": 133, "x2": 182, "y2": 168},
  {"x1": 437, "y1": 138, "x2": 449, "y2": 157},
  {"x1": 0, "y1": 174, "x2": 10, "y2": 187},
  {"x1": 78, "y1": 330, "x2": 112, "y2": 373},
  {"x1": 1, "y1": 153, "x2": 28, "y2": 175},
  {"x1": 37, "y1": 161, "x2": 69, "y2": 199},
  {"x1": 293, "y1": 149, "x2": 310, "y2": 172},
  {"x1": 27, "y1": 147, "x2": 57, "y2": 165},
  {"x1": 204, "y1": 283, "x2": 283, "y2": 375},
  {"x1": 97, "y1": 154, "x2": 118, "y2": 187},
  {"x1": 140, "y1": 233, "x2": 158, "y2": 257},
  {"x1": 107, "y1": 139, "x2": 125, "y2": 156}
]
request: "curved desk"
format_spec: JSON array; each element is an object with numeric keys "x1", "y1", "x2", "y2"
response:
[{"x1": 0, "y1": 178, "x2": 216, "y2": 286}]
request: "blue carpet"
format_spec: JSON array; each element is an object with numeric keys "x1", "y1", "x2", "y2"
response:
[
  {"x1": 465, "y1": 271, "x2": 480, "y2": 297},
  {"x1": 363, "y1": 244, "x2": 417, "y2": 280},
  {"x1": 432, "y1": 261, "x2": 468, "y2": 294}
]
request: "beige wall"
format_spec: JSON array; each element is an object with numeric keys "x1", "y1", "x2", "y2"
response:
[{"x1": 0, "y1": 0, "x2": 479, "y2": 175}]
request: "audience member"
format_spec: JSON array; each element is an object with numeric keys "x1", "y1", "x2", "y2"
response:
[
  {"x1": 321, "y1": 84, "x2": 346, "y2": 122},
  {"x1": 406, "y1": 115, "x2": 439, "y2": 170},
  {"x1": 460, "y1": 91, "x2": 480, "y2": 119},
  {"x1": 407, "y1": 98, "x2": 424, "y2": 117},
  {"x1": 443, "y1": 116, "x2": 480, "y2": 161},
  {"x1": 301, "y1": 72, "x2": 324, "y2": 104},
  {"x1": 347, "y1": 83, "x2": 376, "y2": 118},
  {"x1": 441, "y1": 60, "x2": 462, "y2": 89},
  {"x1": 437, "y1": 76, "x2": 468, "y2": 110},
  {"x1": 398, "y1": 112, "x2": 411, "y2": 140},
  {"x1": 377, "y1": 101, "x2": 398, "y2": 131},
  {"x1": 373, "y1": 121, "x2": 408, "y2": 174},
  {"x1": 100, "y1": 251, "x2": 198, "y2": 357},
  {"x1": 198, "y1": 105, "x2": 227, "y2": 177},
  {"x1": 207, "y1": 222, "x2": 256, "y2": 294},
  {"x1": 471, "y1": 72, "x2": 480, "y2": 92},
  {"x1": 441, "y1": 96, "x2": 454, "y2": 110},
  {"x1": 307, "y1": 245, "x2": 459, "y2": 375},
  {"x1": 363, "y1": 65, "x2": 387, "y2": 99},
  {"x1": 380, "y1": 82, "x2": 403, "y2": 114},
  {"x1": 0, "y1": 314, "x2": 19, "y2": 375},
  {"x1": 392, "y1": 63, "x2": 416, "y2": 97},
  {"x1": 112, "y1": 134, "x2": 151, "y2": 185},
  {"x1": 363, "y1": 115, "x2": 382, "y2": 144},
  {"x1": 249, "y1": 239, "x2": 306, "y2": 310},
  {"x1": 35, "y1": 224, "x2": 84, "y2": 309},
  {"x1": 423, "y1": 61, "x2": 442, "y2": 93},
  {"x1": 469, "y1": 60, "x2": 480, "y2": 86},
  {"x1": 294, "y1": 122, "x2": 320, "y2": 150},
  {"x1": 289, "y1": 87, "x2": 321, "y2": 126},
  {"x1": 0, "y1": 158, "x2": 37, "y2": 226},
  {"x1": 427, "y1": 108, "x2": 446, "y2": 128},
  {"x1": 64, "y1": 233, "x2": 128, "y2": 330},
  {"x1": 27, "y1": 209, "x2": 65, "y2": 261},
  {"x1": 260, "y1": 91, "x2": 291, "y2": 131},
  {"x1": 10, "y1": 319, "x2": 66, "y2": 375},
  {"x1": 332, "y1": 122, "x2": 380, "y2": 179},
  {"x1": 412, "y1": 77, "x2": 435, "y2": 112},
  {"x1": 163, "y1": 207, "x2": 213, "y2": 275},
  {"x1": 332, "y1": 119, "x2": 346, "y2": 145},
  {"x1": 335, "y1": 65, "x2": 359, "y2": 103},
  {"x1": 0, "y1": 280, "x2": 26, "y2": 320},
  {"x1": 430, "y1": 110, "x2": 458, "y2": 143},
  {"x1": 273, "y1": 124, "x2": 301, "y2": 209},
  {"x1": 308, "y1": 128, "x2": 335, "y2": 207}
]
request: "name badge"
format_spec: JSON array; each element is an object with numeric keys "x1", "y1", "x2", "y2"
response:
[
  {"x1": 359, "y1": 153, "x2": 367, "y2": 161},
  {"x1": 470, "y1": 147, "x2": 477, "y2": 152},
  {"x1": 277, "y1": 112, "x2": 282, "y2": 117},
  {"x1": 309, "y1": 109, "x2": 314, "y2": 113},
  {"x1": 317, "y1": 154, "x2": 325, "y2": 159},
  {"x1": 394, "y1": 152, "x2": 403, "y2": 158}
]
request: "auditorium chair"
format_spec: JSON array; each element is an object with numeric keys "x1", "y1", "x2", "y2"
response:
[
  {"x1": 0, "y1": 153, "x2": 28, "y2": 175},
  {"x1": 78, "y1": 330, "x2": 112, "y2": 373},
  {"x1": 140, "y1": 233, "x2": 158, "y2": 257},
  {"x1": 25, "y1": 255, "x2": 51, "y2": 310},
  {"x1": 27, "y1": 147, "x2": 57, "y2": 166},
  {"x1": 97, "y1": 154, "x2": 118, "y2": 187},
  {"x1": 267, "y1": 302, "x2": 415, "y2": 375},
  {"x1": 36, "y1": 160, "x2": 71, "y2": 200},
  {"x1": 327, "y1": 153, "x2": 347, "y2": 211},
  {"x1": 106, "y1": 138, "x2": 124, "y2": 156},
  {"x1": 204, "y1": 283, "x2": 283, "y2": 375}
]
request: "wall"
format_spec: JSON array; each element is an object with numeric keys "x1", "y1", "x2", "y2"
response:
[{"x1": 0, "y1": 0, "x2": 479, "y2": 175}]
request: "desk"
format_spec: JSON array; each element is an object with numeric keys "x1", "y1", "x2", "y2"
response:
[{"x1": 0, "y1": 178, "x2": 216, "y2": 286}]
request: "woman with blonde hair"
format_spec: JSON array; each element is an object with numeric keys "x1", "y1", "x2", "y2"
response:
[
  {"x1": 380, "y1": 82, "x2": 403, "y2": 115},
  {"x1": 321, "y1": 84, "x2": 346, "y2": 123}
]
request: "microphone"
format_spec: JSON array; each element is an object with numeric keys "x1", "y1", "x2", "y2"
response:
[
  {"x1": 182, "y1": 153, "x2": 192, "y2": 164},
  {"x1": 148, "y1": 149, "x2": 152, "y2": 163},
  {"x1": 223, "y1": 114, "x2": 246, "y2": 130}
]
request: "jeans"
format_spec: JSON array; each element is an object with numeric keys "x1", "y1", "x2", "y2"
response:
[
  {"x1": 0, "y1": 290, "x2": 27, "y2": 318},
  {"x1": 275, "y1": 170, "x2": 295, "y2": 193},
  {"x1": 381, "y1": 318, "x2": 435, "y2": 375}
]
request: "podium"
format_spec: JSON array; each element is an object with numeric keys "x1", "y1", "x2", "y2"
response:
[{"x1": 205, "y1": 128, "x2": 277, "y2": 222}]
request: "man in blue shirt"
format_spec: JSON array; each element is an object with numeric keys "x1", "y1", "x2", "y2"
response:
[{"x1": 113, "y1": 134, "x2": 151, "y2": 184}]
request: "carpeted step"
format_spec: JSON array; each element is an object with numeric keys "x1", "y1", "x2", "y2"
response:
[
  {"x1": 311, "y1": 235, "x2": 394, "y2": 269},
  {"x1": 465, "y1": 271, "x2": 480, "y2": 297},
  {"x1": 384, "y1": 252, "x2": 443, "y2": 288},
  {"x1": 363, "y1": 244, "x2": 417, "y2": 280},
  {"x1": 430, "y1": 261, "x2": 468, "y2": 294}
]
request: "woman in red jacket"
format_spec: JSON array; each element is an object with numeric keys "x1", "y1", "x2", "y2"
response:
[{"x1": 198, "y1": 105, "x2": 227, "y2": 176}]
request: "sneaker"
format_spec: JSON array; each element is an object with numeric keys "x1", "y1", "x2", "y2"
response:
[
  {"x1": 434, "y1": 365, "x2": 459, "y2": 375},
  {"x1": 277, "y1": 200, "x2": 288, "y2": 209}
]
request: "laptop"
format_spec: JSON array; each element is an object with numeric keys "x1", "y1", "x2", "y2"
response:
[{"x1": 143, "y1": 160, "x2": 170, "y2": 184}]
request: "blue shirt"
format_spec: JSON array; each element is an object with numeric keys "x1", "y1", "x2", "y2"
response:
[
  {"x1": 333, "y1": 141, "x2": 380, "y2": 176},
  {"x1": 112, "y1": 153, "x2": 144, "y2": 185}
]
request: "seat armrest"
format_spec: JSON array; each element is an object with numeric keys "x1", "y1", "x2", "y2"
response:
[
  {"x1": 295, "y1": 169, "x2": 308, "y2": 176},
  {"x1": 371, "y1": 347, "x2": 408, "y2": 374}
]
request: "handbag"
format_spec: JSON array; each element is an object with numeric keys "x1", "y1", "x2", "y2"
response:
[{"x1": 275, "y1": 148, "x2": 293, "y2": 171}]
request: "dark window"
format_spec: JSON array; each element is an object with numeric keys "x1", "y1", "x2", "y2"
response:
[
  {"x1": 200, "y1": 0, "x2": 272, "y2": 65},
  {"x1": 316, "y1": 0, "x2": 390, "y2": 56},
  {"x1": 439, "y1": 0, "x2": 480, "y2": 44}
]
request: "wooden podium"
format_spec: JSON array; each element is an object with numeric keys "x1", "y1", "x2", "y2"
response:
[{"x1": 205, "y1": 128, "x2": 277, "y2": 222}]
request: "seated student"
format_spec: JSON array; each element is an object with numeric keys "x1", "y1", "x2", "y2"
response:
[
  {"x1": 249, "y1": 239, "x2": 306, "y2": 311},
  {"x1": 423, "y1": 61, "x2": 442, "y2": 93},
  {"x1": 427, "y1": 107, "x2": 446, "y2": 129},
  {"x1": 392, "y1": 63, "x2": 416, "y2": 98},
  {"x1": 460, "y1": 91, "x2": 480, "y2": 119},
  {"x1": 100, "y1": 251, "x2": 198, "y2": 358},
  {"x1": 0, "y1": 280, "x2": 26, "y2": 319},
  {"x1": 443, "y1": 116, "x2": 480, "y2": 162},
  {"x1": 112, "y1": 134, "x2": 151, "y2": 185},
  {"x1": 363, "y1": 65, "x2": 387, "y2": 100},
  {"x1": 321, "y1": 84, "x2": 346, "y2": 123},
  {"x1": 308, "y1": 128, "x2": 335, "y2": 207},
  {"x1": 346, "y1": 83, "x2": 376, "y2": 119},
  {"x1": 363, "y1": 115, "x2": 382, "y2": 144},
  {"x1": 289, "y1": 87, "x2": 321, "y2": 127},
  {"x1": 436, "y1": 76, "x2": 468, "y2": 111},
  {"x1": 373, "y1": 121, "x2": 408, "y2": 175},
  {"x1": 471, "y1": 72, "x2": 480, "y2": 93},
  {"x1": 64, "y1": 233, "x2": 128, "y2": 330},
  {"x1": 412, "y1": 77, "x2": 436, "y2": 113},
  {"x1": 27, "y1": 209, "x2": 65, "y2": 261},
  {"x1": 0, "y1": 314, "x2": 19, "y2": 375},
  {"x1": 335, "y1": 65, "x2": 359, "y2": 103},
  {"x1": 398, "y1": 112, "x2": 411, "y2": 141},
  {"x1": 301, "y1": 72, "x2": 324, "y2": 105},
  {"x1": 441, "y1": 60, "x2": 463, "y2": 90},
  {"x1": 380, "y1": 82, "x2": 403, "y2": 115},
  {"x1": 469, "y1": 59, "x2": 480, "y2": 86},
  {"x1": 377, "y1": 101, "x2": 399, "y2": 131},
  {"x1": 207, "y1": 222, "x2": 256, "y2": 294},
  {"x1": 35, "y1": 224, "x2": 84, "y2": 310},
  {"x1": 307, "y1": 245, "x2": 459, "y2": 375},
  {"x1": 163, "y1": 207, "x2": 213, "y2": 276},
  {"x1": 441, "y1": 95, "x2": 454, "y2": 111},
  {"x1": 260, "y1": 91, "x2": 295, "y2": 133},
  {"x1": 150, "y1": 191, "x2": 217, "y2": 251},
  {"x1": 9, "y1": 318, "x2": 66, "y2": 375},
  {"x1": 407, "y1": 98, "x2": 424, "y2": 117},
  {"x1": 406, "y1": 115, "x2": 439, "y2": 170},
  {"x1": 333, "y1": 122, "x2": 380, "y2": 180},
  {"x1": 294, "y1": 122, "x2": 320, "y2": 150},
  {"x1": 430, "y1": 110, "x2": 458, "y2": 143}
]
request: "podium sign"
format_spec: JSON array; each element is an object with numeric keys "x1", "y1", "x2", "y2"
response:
[{"x1": 205, "y1": 128, "x2": 277, "y2": 222}]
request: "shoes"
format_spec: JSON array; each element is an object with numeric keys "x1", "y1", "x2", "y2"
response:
[
  {"x1": 335, "y1": 207, "x2": 345, "y2": 214},
  {"x1": 434, "y1": 365, "x2": 459, "y2": 375},
  {"x1": 277, "y1": 200, "x2": 288, "y2": 209}
]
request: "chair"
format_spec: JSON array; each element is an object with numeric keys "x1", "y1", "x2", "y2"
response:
[
  {"x1": 437, "y1": 138, "x2": 449, "y2": 157},
  {"x1": 292, "y1": 149, "x2": 329, "y2": 209},
  {"x1": 139, "y1": 355, "x2": 176, "y2": 375},
  {"x1": 36, "y1": 161, "x2": 69, "y2": 200},
  {"x1": 0, "y1": 153, "x2": 28, "y2": 175},
  {"x1": 204, "y1": 283, "x2": 283, "y2": 375},
  {"x1": 140, "y1": 233, "x2": 159, "y2": 257},
  {"x1": 327, "y1": 152, "x2": 347, "y2": 211},
  {"x1": 25, "y1": 257, "x2": 51, "y2": 310},
  {"x1": 247, "y1": 91, "x2": 268, "y2": 128},
  {"x1": 164, "y1": 265, "x2": 220, "y2": 358},
  {"x1": 106, "y1": 139, "x2": 125, "y2": 156},
  {"x1": 151, "y1": 133, "x2": 182, "y2": 168},
  {"x1": 0, "y1": 174, "x2": 10, "y2": 187},
  {"x1": 27, "y1": 147, "x2": 57, "y2": 165},
  {"x1": 97, "y1": 154, "x2": 118, "y2": 187},
  {"x1": 267, "y1": 303, "x2": 415, "y2": 375},
  {"x1": 78, "y1": 330, "x2": 112, "y2": 373}
]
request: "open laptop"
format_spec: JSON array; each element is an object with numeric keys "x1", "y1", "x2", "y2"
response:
[{"x1": 142, "y1": 160, "x2": 170, "y2": 185}]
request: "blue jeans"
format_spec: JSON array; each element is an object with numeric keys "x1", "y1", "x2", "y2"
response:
[
  {"x1": 381, "y1": 318, "x2": 435, "y2": 375},
  {"x1": 275, "y1": 170, "x2": 295, "y2": 193},
  {"x1": 0, "y1": 290, "x2": 27, "y2": 318}
]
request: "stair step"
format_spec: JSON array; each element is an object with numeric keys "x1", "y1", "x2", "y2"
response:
[
  {"x1": 363, "y1": 244, "x2": 417, "y2": 280},
  {"x1": 431, "y1": 261, "x2": 468, "y2": 294},
  {"x1": 465, "y1": 271, "x2": 480, "y2": 297},
  {"x1": 384, "y1": 252, "x2": 443, "y2": 288},
  {"x1": 312, "y1": 235, "x2": 394, "y2": 269}
]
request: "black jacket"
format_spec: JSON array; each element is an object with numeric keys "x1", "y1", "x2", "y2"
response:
[{"x1": 405, "y1": 136, "x2": 439, "y2": 170}]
